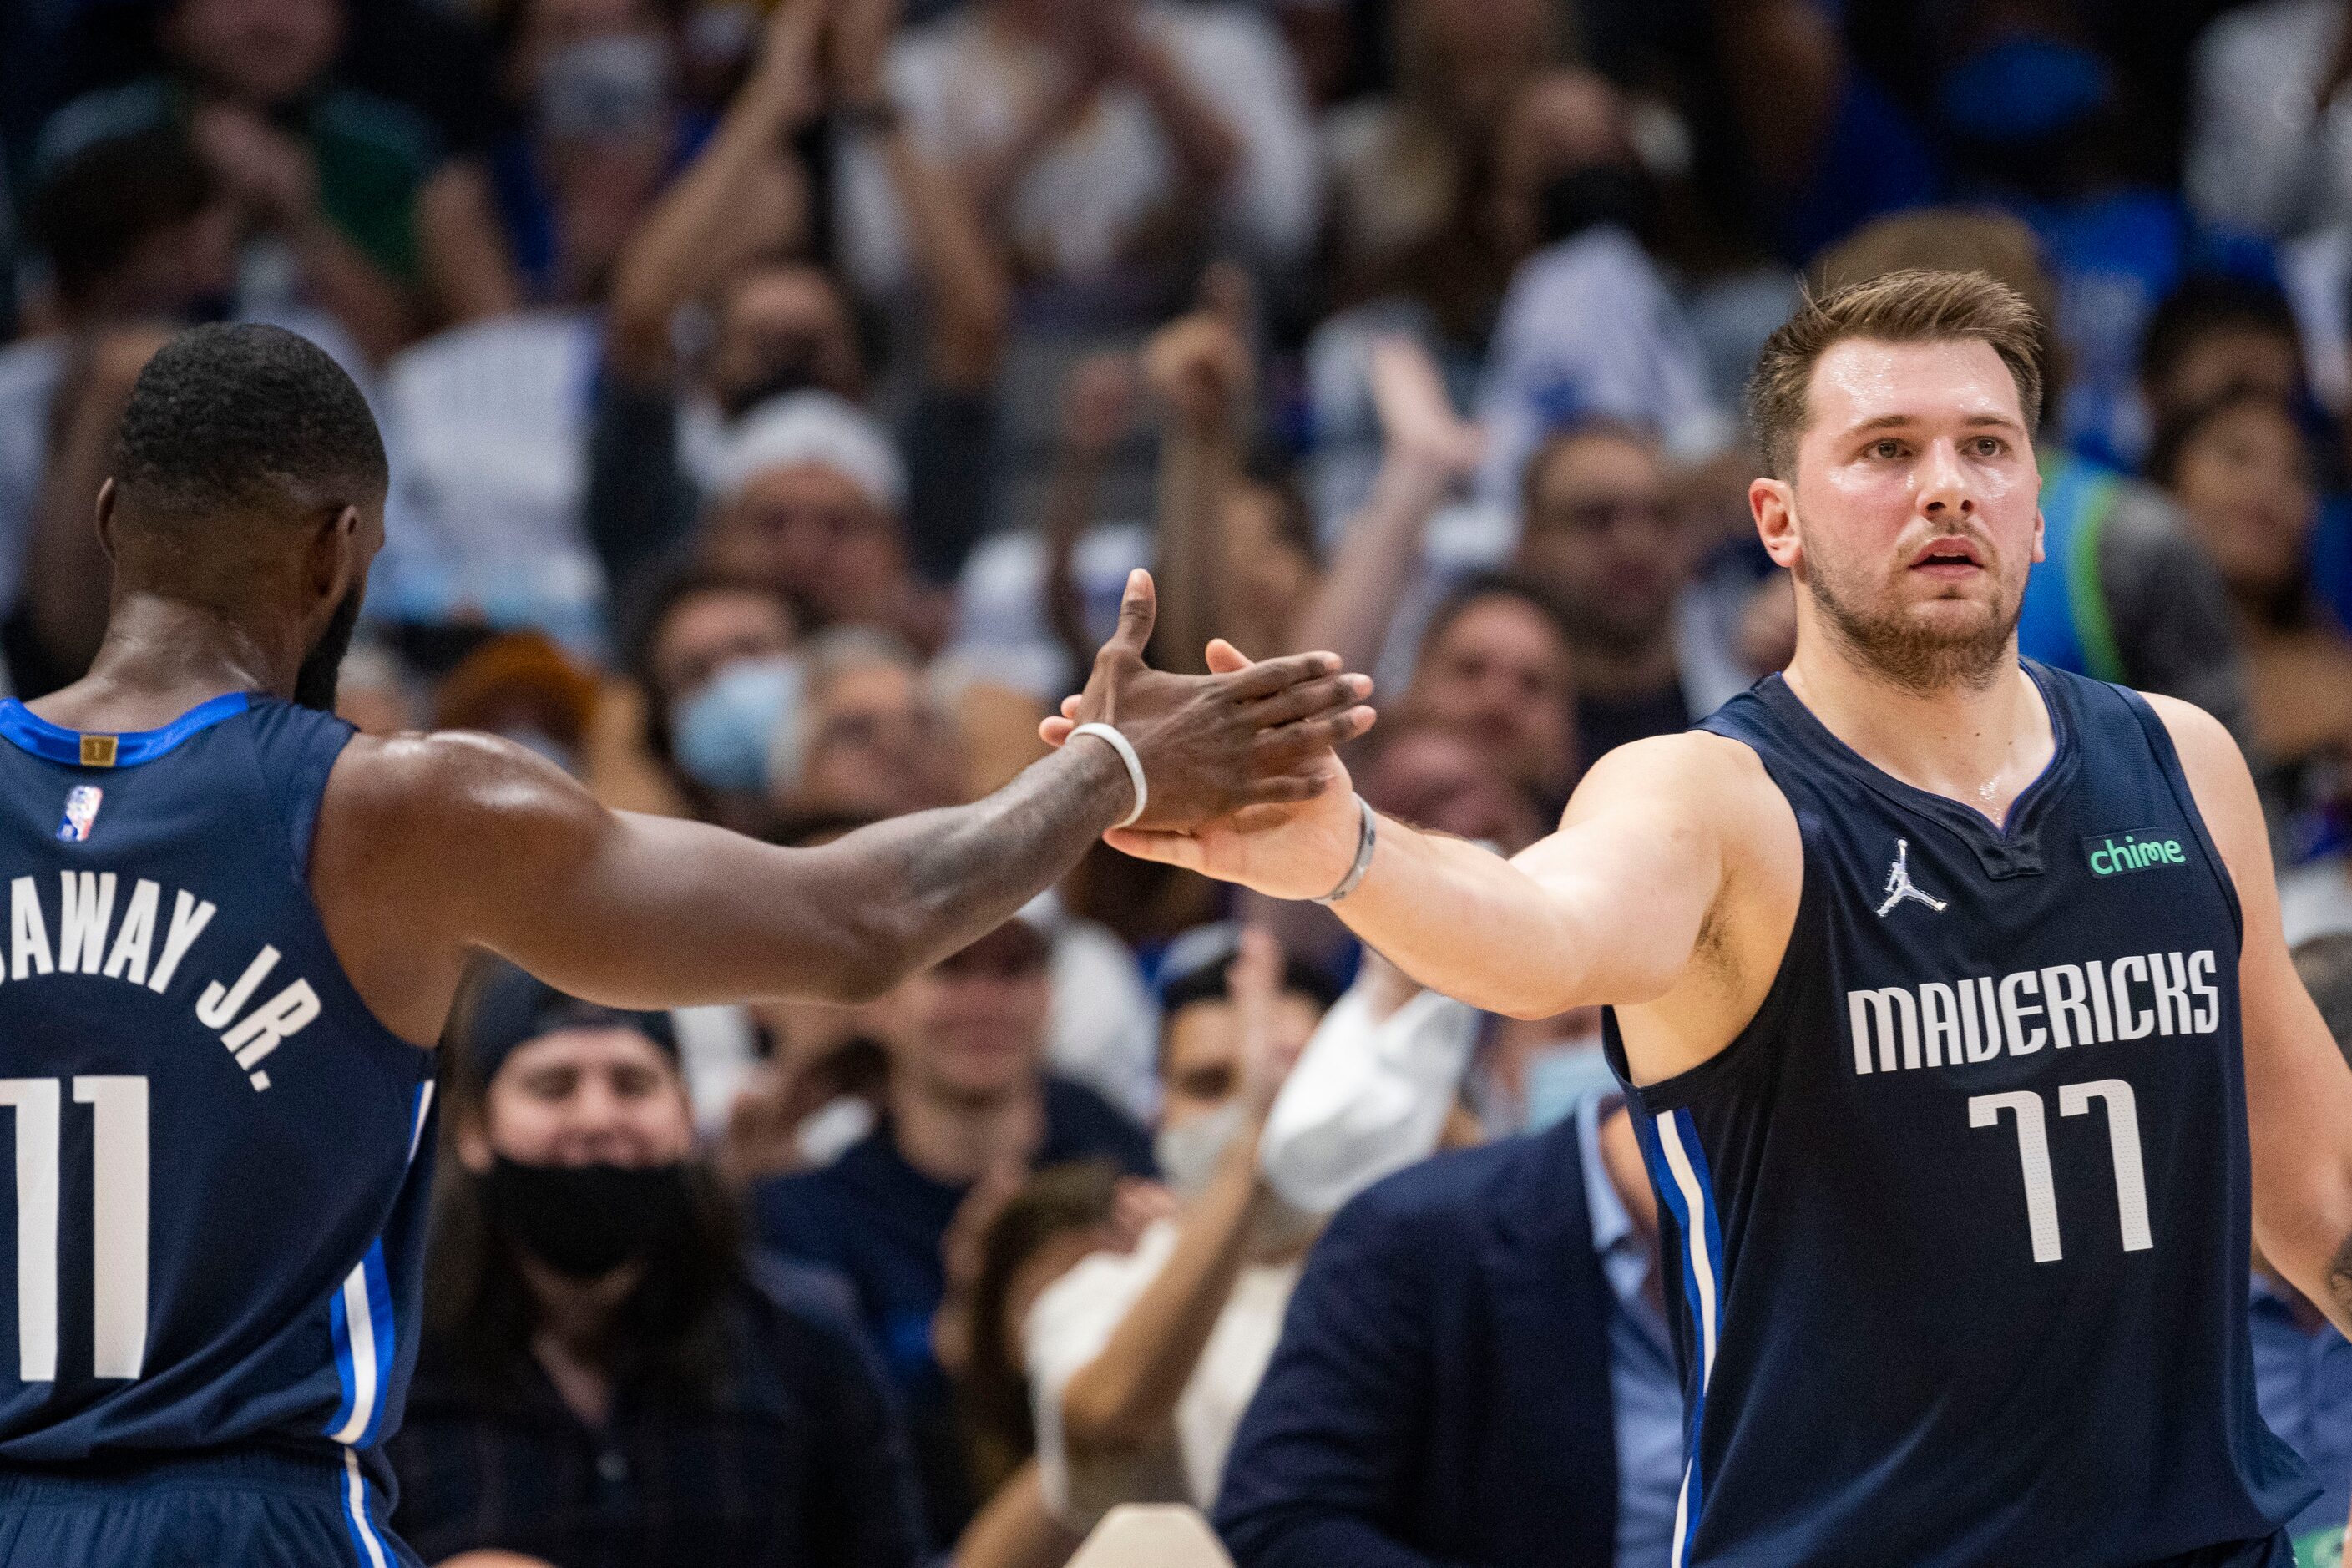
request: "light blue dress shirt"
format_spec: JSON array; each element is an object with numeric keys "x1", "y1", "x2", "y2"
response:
[
  {"x1": 2248, "y1": 1270, "x2": 2352, "y2": 1539},
  {"x1": 1577, "y1": 1090, "x2": 1687, "y2": 1568}
]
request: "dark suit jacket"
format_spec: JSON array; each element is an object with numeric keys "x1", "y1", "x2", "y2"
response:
[{"x1": 1215, "y1": 1119, "x2": 1622, "y2": 1567}]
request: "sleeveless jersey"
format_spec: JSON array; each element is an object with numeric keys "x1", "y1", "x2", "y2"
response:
[
  {"x1": 0, "y1": 694, "x2": 436, "y2": 1499},
  {"x1": 1603, "y1": 662, "x2": 2315, "y2": 1567}
]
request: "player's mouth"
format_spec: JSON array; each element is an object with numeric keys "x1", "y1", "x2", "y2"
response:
[{"x1": 1907, "y1": 536, "x2": 1985, "y2": 579}]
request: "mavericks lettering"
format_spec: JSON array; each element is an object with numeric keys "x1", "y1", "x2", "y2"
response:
[{"x1": 1847, "y1": 950, "x2": 2221, "y2": 1075}]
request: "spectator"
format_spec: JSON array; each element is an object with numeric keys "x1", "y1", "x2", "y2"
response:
[
  {"x1": 701, "y1": 392, "x2": 951, "y2": 651},
  {"x1": 1711, "y1": 0, "x2": 1940, "y2": 266},
  {"x1": 620, "y1": 566, "x2": 800, "y2": 813},
  {"x1": 594, "y1": 0, "x2": 1010, "y2": 595},
  {"x1": 1813, "y1": 209, "x2": 2250, "y2": 737},
  {"x1": 1399, "y1": 573, "x2": 1580, "y2": 816},
  {"x1": 1469, "y1": 70, "x2": 1732, "y2": 506},
  {"x1": 0, "y1": 131, "x2": 233, "y2": 662},
  {"x1": 392, "y1": 960, "x2": 927, "y2": 1568},
  {"x1": 2187, "y1": 0, "x2": 2352, "y2": 241},
  {"x1": 1216, "y1": 1090, "x2": 1682, "y2": 1568},
  {"x1": 836, "y1": 0, "x2": 1316, "y2": 309},
  {"x1": 771, "y1": 627, "x2": 963, "y2": 819},
  {"x1": 1319, "y1": 0, "x2": 1559, "y2": 328},
  {"x1": 1141, "y1": 276, "x2": 1318, "y2": 675},
  {"x1": 2139, "y1": 276, "x2": 2312, "y2": 432},
  {"x1": 1511, "y1": 419, "x2": 1729, "y2": 761},
  {"x1": 1353, "y1": 712, "x2": 1545, "y2": 853},
  {"x1": 948, "y1": 1161, "x2": 1164, "y2": 1568},
  {"x1": 34, "y1": 0, "x2": 517, "y2": 361},
  {"x1": 2248, "y1": 933, "x2": 2352, "y2": 1540},
  {"x1": 1024, "y1": 931, "x2": 1336, "y2": 1534},
  {"x1": 485, "y1": 0, "x2": 706, "y2": 308},
  {"x1": 754, "y1": 910, "x2": 1156, "y2": 1549},
  {"x1": 1924, "y1": 8, "x2": 2188, "y2": 465},
  {"x1": 2148, "y1": 387, "x2": 2352, "y2": 853}
]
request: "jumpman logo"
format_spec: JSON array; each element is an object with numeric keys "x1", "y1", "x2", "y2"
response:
[{"x1": 1875, "y1": 838, "x2": 1948, "y2": 917}]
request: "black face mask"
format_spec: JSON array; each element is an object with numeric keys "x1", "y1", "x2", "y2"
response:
[
  {"x1": 294, "y1": 583, "x2": 363, "y2": 713},
  {"x1": 481, "y1": 1157, "x2": 693, "y2": 1280},
  {"x1": 1535, "y1": 164, "x2": 1657, "y2": 248}
]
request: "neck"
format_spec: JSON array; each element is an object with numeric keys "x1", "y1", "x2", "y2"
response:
[
  {"x1": 1570, "y1": 631, "x2": 1680, "y2": 702},
  {"x1": 889, "y1": 1075, "x2": 1043, "y2": 1186},
  {"x1": 1782, "y1": 624, "x2": 2049, "y2": 823},
  {"x1": 520, "y1": 1255, "x2": 640, "y2": 1429},
  {"x1": 520, "y1": 1253, "x2": 640, "y2": 1357},
  {"x1": 57, "y1": 594, "x2": 301, "y2": 720}
]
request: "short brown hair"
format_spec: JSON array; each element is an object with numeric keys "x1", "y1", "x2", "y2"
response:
[{"x1": 1745, "y1": 268, "x2": 2048, "y2": 479}]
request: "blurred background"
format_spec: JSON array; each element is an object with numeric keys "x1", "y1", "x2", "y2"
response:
[{"x1": 12, "y1": 1, "x2": 2352, "y2": 1565}]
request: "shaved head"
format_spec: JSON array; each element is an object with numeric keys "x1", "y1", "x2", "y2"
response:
[
  {"x1": 111, "y1": 322, "x2": 386, "y2": 529},
  {"x1": 107, "y1": 323, "x2": 387, "y2": 710}
]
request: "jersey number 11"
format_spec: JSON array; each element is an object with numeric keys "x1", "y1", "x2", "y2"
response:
[{"x1": 0, "y1": 1076, "x2": 148, "y2": 1383}]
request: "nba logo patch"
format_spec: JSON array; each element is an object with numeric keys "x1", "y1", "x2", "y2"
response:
[{"x1": 56, "y1": 784, "x2": 103, "y2": 842}]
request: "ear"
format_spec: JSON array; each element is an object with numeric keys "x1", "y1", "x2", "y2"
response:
[
  {"x1": 1751, "y1": 476, "x2": 1801, "y2": 570},
  {"x1": 94, "y1": 478, "x2": 119, "y2": 564},
  {"x1": 307, "y1": 504, "x2": 363, "y2": 603}
]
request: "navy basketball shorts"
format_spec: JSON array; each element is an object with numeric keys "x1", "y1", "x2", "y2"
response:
[{"x1": 0, "y1": 1445, "x2": 422, "y2": 1568}]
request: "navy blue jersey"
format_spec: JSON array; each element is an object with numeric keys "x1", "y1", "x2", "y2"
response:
[
  {"x1": 0, "y1": 695, "x2": 435, "y2": 1516},
  {"x1": 1604, "y1": 663, "x2": 2316, "y2": 1567}
]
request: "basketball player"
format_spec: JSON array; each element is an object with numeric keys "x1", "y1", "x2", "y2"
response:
[
  {"x1": 0, "y1": 324, "x2": 1373, "y2": 1566},
  {"x1": 1094, "y1": 270, "x2": 2352, "y2": 1565}
]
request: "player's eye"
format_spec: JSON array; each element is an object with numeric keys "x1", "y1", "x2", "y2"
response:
[
  {"x1": 1971, "y1": 436, "x2": 2006, "y2": 458},
  {"x1": 1868, "y1": 438, "x2": 1905, "y2": 460}
]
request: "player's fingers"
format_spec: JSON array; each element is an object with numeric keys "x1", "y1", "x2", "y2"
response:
[
  {"x1": 1039, "y1": 716, "x2": 1075, "y2": 746},
  {"x1": 1205, "y1": 638, "x2": 1252, "y2": 675},
  {"x1": 1251, "y1": 672, "x2": 1372, "y2": 727},
  {"x1": 1255, "y1": 706, "x2": 1378, "y2": 763},
  {"x1": 1242, "y1": 770, "x2": 1333, "y2": 805},
  {"x1": 1103, "y1": 569, "x2": 1156, "y2": 656},
  {"x1": 1060, "y1": 694, "x2": 1083, "y2": 721},
  {"x1": 1102, "y1": 827, "x2": 1211, "y2": 868},
  {"x1": 1222, "y1": 649, "x2": 1342, "y2": 701}
]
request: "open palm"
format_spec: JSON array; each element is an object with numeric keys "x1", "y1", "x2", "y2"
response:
[{"x1": 1043, "y1": 639, "x2": 1370, "y2": 898}]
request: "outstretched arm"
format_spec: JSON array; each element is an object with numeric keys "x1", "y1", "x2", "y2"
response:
[
  {"x1": 2157, "y1": 695, "x2": 2352, "y2": 1338},
  {"x1": 318, "y1": 574, "x2": 1372, "y2": 1045},
  {"x1": 1091, "y1": 718, "x2": 1743, "y2": 1022}
]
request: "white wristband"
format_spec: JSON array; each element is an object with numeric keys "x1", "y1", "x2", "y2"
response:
[{"x1": 1070, "y1": 722, "x2": 1147, "y2": 828}]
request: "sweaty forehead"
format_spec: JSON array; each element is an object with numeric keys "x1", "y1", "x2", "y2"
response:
[{"x1": 1803, "y1": 337, "x2": 2027, "y2": 447}]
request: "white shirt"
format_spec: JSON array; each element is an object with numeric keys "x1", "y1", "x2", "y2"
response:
[
  {"x1": 1474, "y1": 226, "x2": 1733, "y2": 511},
  {"x1": 2187, "y1": 0, "x2": 2352, "y2": 239},
  {"x1": 837, "y1": 3, "x2": 1317, "y2": 296},
  {"x1": 1025, "y1": 1221, "x2": 1301, "y2": 1530},
  {"x1": 2281, "y1": 855, "x2": 2352, "y2": 948}
]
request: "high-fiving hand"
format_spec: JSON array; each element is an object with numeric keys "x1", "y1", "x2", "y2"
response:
[{"x1": 1044, "y1": 604, "x2": 1375, "y2": 893}]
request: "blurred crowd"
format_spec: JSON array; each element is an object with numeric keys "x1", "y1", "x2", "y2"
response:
[{"x1": 13, "y1": 0, "x2": 2352, "y2": 1564}]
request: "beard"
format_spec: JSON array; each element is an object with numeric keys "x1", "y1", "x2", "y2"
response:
[
  {"x1": 294, "y1": 585, "x2": 363, "y2": 712},
  {"x1": 1802, "y1": 544, "x2": 2021, "y2": 696}
]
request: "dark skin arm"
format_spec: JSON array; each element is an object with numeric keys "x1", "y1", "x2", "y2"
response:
[{"x1": 311, "y1": 572, "x2": 1374, "y2": 1044}]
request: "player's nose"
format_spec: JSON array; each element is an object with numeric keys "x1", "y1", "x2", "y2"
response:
[{"x1": 1915, "y1": 438, "x2": 1975, "y2": 517}]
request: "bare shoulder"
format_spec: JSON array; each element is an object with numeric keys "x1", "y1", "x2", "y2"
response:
[
  {"x1": 2138, "y1": 690, "x2": 2275, "y2": 896},
  {"x1": 2138, "y1": 691, "x2": 2263, "y2": 827},
  {"x1": 1564, "y1": 727, "x2": 1782, "y2": 825},
  {"x1": 322, "y1": 729, "x2": 607, "y2": 847},
  {"x1": 314, "y1": 728, "x2": 619, "y2": 932}
]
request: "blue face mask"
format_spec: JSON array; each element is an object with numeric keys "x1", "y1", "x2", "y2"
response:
[
  {"x1": 1520, "y1": 1034, "x2": 1616, "y2": 1136},
  {"x1": 672, "y1": 655, "x2": 802, "y2": 795},
  {"x1": 1937, "y1": 36, "x2": 2112, "y2": 148}
]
